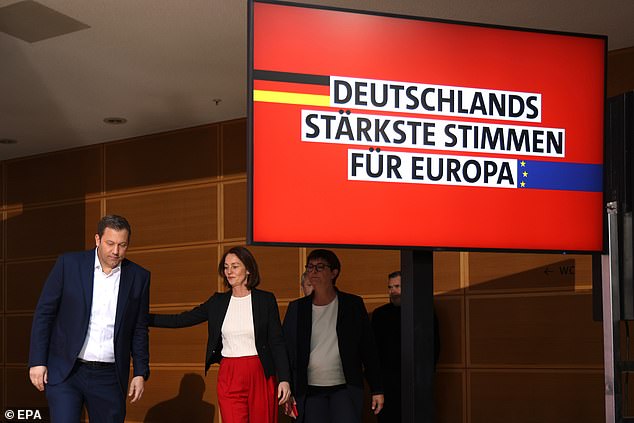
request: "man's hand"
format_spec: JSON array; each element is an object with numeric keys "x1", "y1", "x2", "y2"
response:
[
  {"x1": 277, "y1": 381, "x2": 291, "y2": 405},
  {"x1": 128, "y1": 376, "x2": 145, "y2": 403},
  {"x1": 371, "y1": 394, "x2": 384, "y2": 415},
  {"x1": 29, "y1": 366, "x2": 48, "y2": 391}
]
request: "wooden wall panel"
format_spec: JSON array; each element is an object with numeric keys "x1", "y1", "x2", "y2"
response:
[
  {"x1": 330, "y1": 248, "x2": 400, "y2": 296},
  {"x1": 0, "y1": 263, "x2": 3, "y2": 312},
  {"x1": 128, "y1": 246, "x2": 219, "y2": 306},
  {"x1": 435, "y1": 252, "x2": 462, "y2": 294},
  {"x1": 85, "y1": 200, "x2": 103, "y2": 243},
  {"x1": 106, "y1": 186, "x2": 218, "y2": 247},
  {"x1": 468, "y1": 253, "x2": 590, "y2": 293},
  {"x1": 278, "y1": 304, "x2": 289, "y2": 321},
  {"x1": 127, "y1": 368, "x2": 219, "y2": 423},
  {"x1": 436, "y1": 296, "x2": 464, "y2": 366},
  {"x1": 5, "y1": 146, "x2": 102, "y2": 206},
  {"x1": 223, "y1": 180, "x2": 246, "y2": 240},
  {"x1": 5, "y1": 259, "x2": 56, "y2": 312},
  {"x1": 468, "y1": 293, "x2": 602, "y2": 366},
  {"x1": 608, "y1": 46, "x2": 634, "y2": 97},
  {"x1": 469, "y1": 370, "x2": 604, "y2": 423},
  {"x1": 622, "y1": 373, "x2": 634, "y2": 416},
  {"x1": 365, "y1": 301, "x2": 387, "y2": 314},
  {"x1": 0, "y1": 316, "x2": 3, "y2": 363},
  {"x1": 1, "y1": 212, "x2": 4, "y2": 261},
  {"x1": 105, "y1": 125, "x2": 220, "y2": 192},
  {"x1": 619, "y1": 321, "x2": 634, "y2": 360},
  {"x1": 5, "y1": 315, "x2": 31, "y2": 364},
  {"x1": 1, "y1": 162, "x2": 4, "y2": 206},
  {"x1": 435, "y1": 370, "x2": 465, "y2": 423},
  {"x1": 0, "y1": 118, "x2": 612, "y2": 422},
  {"x1": 221, "y1": 120, "x2": 247, "y2": 176},
  {"x1": 5, "y1": 367, "x2": 48, "y2": 409},
  {"x1": 148, "y1": 322, "x2": 208, "y2": 364},
  {"x1": 6, "y1": 201, "x2": 100, "y2": 259}
]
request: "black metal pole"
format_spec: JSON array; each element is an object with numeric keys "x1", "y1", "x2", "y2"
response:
[{"x1": 401, "y1": 249, "x2": 435, "y2": 423}]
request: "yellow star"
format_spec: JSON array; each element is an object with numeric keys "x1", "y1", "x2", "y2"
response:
[
  {"x1": 520, "y1": 181, "x2": 526, "y2": 187},
  {"x1": 523, "y1": 171, "x2": 528, "y2": 177},
  {"x1": 520, "y1": 161, "x2": 526, "y2": 167}
]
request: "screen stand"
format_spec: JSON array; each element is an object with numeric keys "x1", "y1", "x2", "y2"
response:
[
  {"x1": 401, "y1": 249, "x2": 435, "y2": 423},
  {"x1": 603, "y1": 201, "x2": 622, "y2": 423}
]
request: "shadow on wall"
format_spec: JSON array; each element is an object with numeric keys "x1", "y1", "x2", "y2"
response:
[
  {"x1": 144, "y1": 374, "x2": 215, "y2": 423},
  {"x1": 467, "y1": 258, "x2": 577, "y2": 293}
]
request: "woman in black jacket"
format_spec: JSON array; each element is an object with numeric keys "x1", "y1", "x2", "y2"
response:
[
  {"x1": 283, "y1": 249, "x2": 383, "y2": 423},
  {"x1": 149, "y1": 246, "x2": 291, "y2": 423}
]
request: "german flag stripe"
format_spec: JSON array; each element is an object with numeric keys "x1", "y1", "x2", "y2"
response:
[
  {"x1": 253, "y1": 70, "x2": 329, "y2": 86},
  {"x1": 253, "y1": 90, "x2": 329, "y2": 106},
  {"x1": 253, "y1": 70, "x2": 330, "y2": 106},
  {"x1": 253, "y1": 80, "x2": 329, "y2": 95}
]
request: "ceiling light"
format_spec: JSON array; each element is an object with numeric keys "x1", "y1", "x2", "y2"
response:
[
  {"x1": 0, "y1": 0, "x2": 90, "y2": 43},
  {"x1": 103, "y1": 117, "x2": 127, "y2": 125}
]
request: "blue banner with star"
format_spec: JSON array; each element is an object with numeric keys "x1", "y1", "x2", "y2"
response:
[{"x1": 518, "y1": 160, "x2": 602, "y2": 192}]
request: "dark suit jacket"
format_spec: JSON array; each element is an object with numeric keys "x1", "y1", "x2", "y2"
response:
[
  {"x1": 29, "y1": 249, "x2": 151, "y2": 397},
  {"x1": 282, "y1": 289, "x2": 383, "y2": 398},
  {"x1": 149, "y1": 288, "x2": 290, "y2": 382}
]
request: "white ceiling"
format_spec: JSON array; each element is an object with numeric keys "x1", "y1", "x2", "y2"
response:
[{"x1": 1, "y1": 0, "x2": 633, "y2": 161}]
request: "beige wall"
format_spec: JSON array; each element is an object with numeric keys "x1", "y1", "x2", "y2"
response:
[{"x1": 2, "y1": 45, "x2": 633, "y2": 420}]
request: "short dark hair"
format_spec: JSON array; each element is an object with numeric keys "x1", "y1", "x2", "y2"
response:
[
  {"x1": 388, "y1": 270, "x2": 401, "y2": 279},
  {"x1": 218, "y1": 246, "x2": 261, "y2": 290},
  {"x1": 306, "y1": 249, "x2": 341, "y2": 285},
  {"x1": 97, "y1": 215, "x2": 131, "y2": 239}
]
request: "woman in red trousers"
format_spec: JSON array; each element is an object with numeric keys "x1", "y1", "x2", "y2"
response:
[{"x1": 149, "y1": 246, "x2": 291, "y2": 423}]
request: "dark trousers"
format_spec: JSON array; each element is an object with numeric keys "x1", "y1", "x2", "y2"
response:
[
  {"x1": 377, "y1": 382, "x2": 401, "y2": 423},
  {"x1": 300, "y1": 385, "x2": 363, "y2": 423},
  {"x1": 377, "y1": 401, "x2": 402, "y2": 423},
  {"x1": 46, "y1": 361, "x2": 125, "y2": 423}
]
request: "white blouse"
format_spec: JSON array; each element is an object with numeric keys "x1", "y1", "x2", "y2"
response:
[{"x1": 221, "y1": 294, "x2": 258, "y2": 357}]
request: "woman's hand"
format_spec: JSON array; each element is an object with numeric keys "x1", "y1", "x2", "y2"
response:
[
  {"x1": 277, "y1": 381, "x2": 291, "y2": 405},
  {"x1": 371, "y1": 394, "x2": 384, "y2": 415},
  {"x1": 283, "y1": 396, "x2": 298, "y2": 418}
]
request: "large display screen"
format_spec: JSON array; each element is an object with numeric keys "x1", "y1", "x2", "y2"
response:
[{"x1": 248, "y1": 0, "x2": 606, "y2": 252}]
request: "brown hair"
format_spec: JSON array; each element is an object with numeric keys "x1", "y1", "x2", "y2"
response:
[
  {"x1": 97, "y1": 215, "x2": 131, "y2": 239},
  {"x1": 218, "y1": 246, "x2": 261, "y2": 290}
]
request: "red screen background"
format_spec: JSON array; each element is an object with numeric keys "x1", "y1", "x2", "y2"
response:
[{"x1": 250, "y1": 2, "x2": 606, "y2": 252}]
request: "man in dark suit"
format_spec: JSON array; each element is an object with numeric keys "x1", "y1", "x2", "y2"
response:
[
  {"x1": 283, "y1": 249, "x2": 383, "y2": 423},
  {"x1": 29, "y1": 215, "x2": 151, "y2": 423},
  {"x1": 371, "y1": 270, "x2": 441, "y2": 423}
]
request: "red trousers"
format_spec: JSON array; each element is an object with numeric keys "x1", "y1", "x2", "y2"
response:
[{"x1": 217, "y1": 355, "x2": 278, "y2": 423}]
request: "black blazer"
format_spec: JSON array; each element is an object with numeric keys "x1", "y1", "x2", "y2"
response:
[
  {"x1": 29, "y1": 250, "x2": 151, "y2": 396},
  {"x1": 149, "y1": 288, "x2": 290, "y2": 382},
  {"x1": 282, "y1": 289, "x2": 383, "y2": 398}
]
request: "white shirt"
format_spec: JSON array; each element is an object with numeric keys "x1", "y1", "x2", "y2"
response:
[
  {"x1": 307, "y1": 296, "x2": 346, "y2": 386},
  {"x1": 221, "y1": 293, "x2": 258, "y2": 357},
  {"x1": 77, "y1": 249, "x2": 121, "y2": 363}
]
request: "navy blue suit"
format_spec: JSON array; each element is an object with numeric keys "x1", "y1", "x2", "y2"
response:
[{"x1": 29, "y1": 249, "x2": 150, "y2": 421}]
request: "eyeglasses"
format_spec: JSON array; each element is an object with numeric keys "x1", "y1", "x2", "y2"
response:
[{"x1": 305, "y1": 263, "x2": 331, "y2": 273}]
